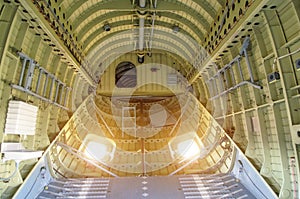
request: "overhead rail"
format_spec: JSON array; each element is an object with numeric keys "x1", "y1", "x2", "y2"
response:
[{"x1": 206, "y1": 37, "x2": 262, "y2": 100}]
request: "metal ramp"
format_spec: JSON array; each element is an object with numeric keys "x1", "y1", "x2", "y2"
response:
[
  {"x1": 36, "y1": 178, "x2": 110, "y2": 199},
  {"x1": 178, "y1": 174, "x2": 252, "y2": 199},
  {"x1": 36, "y1": 174, "x2": 256, "y2": 199},
  {"x1": 207, "y1": 37, "x2": 262, "y2": 100},
  {"x1": 122, "y1": 106, "x2": 137, "y2": 137}
]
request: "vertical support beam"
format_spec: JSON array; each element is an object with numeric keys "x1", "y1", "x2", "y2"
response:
[
  {"x1": 18, "y1": 57, "x2": 28, "y2": 86},
  {"x1": 216, "y1": 75, "x2": 222, "y2": 94},
  {"x1": 256, "y1": 108, "x2": 272, "y2": 175},
  {"x1": 240, "y1": 37, "x2": 254, "y2": 83},
  {"x1": 64, "y1": 87, "x2": 71, "y2": 107},
  {"x1": 218, "y1": 73, "x2": 225, "y2": 95},
  {"x1": 0, "y1": 5, "x2": 18, "y2": 69},
  {"x1": 49, "y1": 75, "x2": 56, "y2": 101},
  {"x1": 292, "y1": 0, "x2": 300, "y2": 23},
  {"x1": 207, "y1": 79, "x2": 215, "y2": 97},
  {"x1": 211, "y1": 78, "x2": 218, "y2": 95},
  {"x1": 59, "y1": 84, "x2": 65, "y2": 105},
  {"x1": 141, "y1": 138, "x2": 146, "y2": 176},
  {"x1": 42, "y1": 73, "x2": 49, "y2": 97},
  {"x1": 243, "y1": 49, "x2": 254, "y2": 83},
  {"x1": 24, "y1": 59, "x2": 36, "y2": 90},
  {"x1": 237, "y1": 58, "x2": 244, "y2": 81},
  {"x1": 35, "y1": 67, "x2": 44, "y2": 93},
  {"x1": 54, "y1": 82, "x2": 60, "y2": 103},
  {"x1": 223, "y1": 70, "x2": 229, "y2": 89},
  {"x1": 229, "y1": 67, "x2": 236, "y2": 85},
  {"x1": 263, "y1": 10, "x2": 295, "y2": 198}
]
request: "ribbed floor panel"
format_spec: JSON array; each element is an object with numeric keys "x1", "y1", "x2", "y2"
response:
[{"x1": 36, "y1": 174, "x2": 256, "y2": 199}]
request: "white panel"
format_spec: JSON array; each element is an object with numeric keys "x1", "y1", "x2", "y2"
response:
[
  {"x1": 251, "y1": 116, "x2": 260, "y2": 133},
  {"x1": 4, "y1": 101, "x2": 38, "y2": 135},
  {"x1": 0, "y1": 142, "x2": 24, "y2": 153},
  {"x1": 167, "y1": 73, "x2": 177, "y2": 85}
]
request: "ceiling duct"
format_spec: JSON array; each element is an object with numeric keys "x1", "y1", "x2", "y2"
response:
[
  {"x1": 137, "y1": 14, "x2": 146, "y2": 63},
  {"x1": 138, "y1": 16, "x2": 145, "y2": 52},
  {"x1": 137, "y1": 0, "x2": 147, "y2": 63},
  {"x1": 167, "y1": 73, "x2": 178, "y2": 85}
]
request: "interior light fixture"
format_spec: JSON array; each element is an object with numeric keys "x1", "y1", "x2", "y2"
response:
[
  {"x1": 103, "y1": 23, "x2": 111, "y2": 31},
  {"x1": 84, "y1": 141, "x2": 108, "y2": 160},
  {"x1": 80, "y1": 134, "x2": 116, "y2": 162},
  {"x1": 177, "y1": 139, "x2": 200, "y2": 160},
  {"x1": 172, "y1": 25, "x2": 180, "y2": 33},
  {"x1": 168, "y1": 132, "x2": 205, "y2": 161}
]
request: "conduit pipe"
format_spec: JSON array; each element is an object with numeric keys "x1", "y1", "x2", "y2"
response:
[
  {"x1": 138, "y1": 17, "x2": 145, "y2": 51},
  {"x1": 139, "y1": 0, "x2": 146, "y2": 8},
  {"x1": 148, "y1": 0, "x2": 157, "y2": 56},
  {"x1": 137, "y1": 0, "x2": 147, "y2": 63}
]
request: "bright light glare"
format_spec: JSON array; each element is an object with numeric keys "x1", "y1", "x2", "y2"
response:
[
  {"x1": 177, "y1": 139, "x2": 200, "y2": 159},
  {"x1": 84, "y1": 141, "x2": 107, "y2": 161}
]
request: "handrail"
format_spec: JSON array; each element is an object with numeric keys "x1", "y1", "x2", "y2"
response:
[
  {"x1": 91, "y1": 98, "x2": 115, "y2": 138},
  {"x1": 206, "y1": 37, "x2": 262, "y2": 100},
  {"x1": 13, "y1": 94, "x2": 95, "y2": 198},
  {"x1": 168, "y1": 95, "x2": 191, "y2": 136},
  {"x1": 193, "y1": 94, "x2": 277, "y2": 198},
  {"x1": 56, "y1": 142, "x2": 119, "y2": 178},
  {"x1": 169, "y1": 139, "x2": 220, "y2": 176}
]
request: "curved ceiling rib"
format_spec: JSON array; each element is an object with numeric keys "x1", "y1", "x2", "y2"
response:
[
  {"x1": 89, "y1": 38, "x2": 193, "y2": 69},
  {"x1": 76, "y1": 12, "x2": 206, "y2": 44},
  {"x1": 64, "y1": 0, "x2": 218, "y2": 24},
  {"x1": 47, "y1": 0, "x2": 224, "y2": 67},
  {"x1": 88, "y1": 25, "x2": 199, "y2": 52},
  {"x1": 75, "y1": 11, "x2": 131, "y2": 38},
  {"x1": 63, "y1": 0, "x2": 215, "y2": 35},
  {"x1": 81, "y1": 18, "x2": 203, "y2": 53},
  {"x1": 176, "y1": 0, "x2": 214, "y2": 22},
  {"x1": 83, "y1": 24, "x2": 133, "y2": 54},
  {"x1": 83, "y1": 22, "x2": 198, "y2": 55},
  {"x1": 86, "y1": 27, "x2": 201, "y2": 65},
  {"x1": 85, "y1": 31, "x2": 201, "y2": 74},
  {"x1": 34, "y1": 0, "x2": 216, "y2": 84},
  {"x1": 82, "y1": 19, "x2": 132, "y2": 47},
  {"x1": 64, "y1": 0, "x2": 127, "y2": 19},
  {"x1": 190, "y1": 0, "x2": 217, "y2": 19}
]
